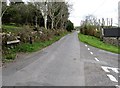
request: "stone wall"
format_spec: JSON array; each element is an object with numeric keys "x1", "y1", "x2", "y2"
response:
[{"x1": 103, "y1": 37, "x2": 120, "y2": 46}]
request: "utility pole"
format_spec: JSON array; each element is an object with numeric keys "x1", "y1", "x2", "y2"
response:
[
  {"x1": 101, "y1": 18, "x2": 105, "y2": 28},
  {"x1": 108, "y1": 19, "x2": 111, "y2": 26},
  {"x1": 111, "y1": 18, "x2": 113, "y2": 27},
  {"x1": 107, "y1": 18, "x2": 108, "y2": 27}
]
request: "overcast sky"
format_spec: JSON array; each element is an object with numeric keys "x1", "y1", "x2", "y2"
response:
[{"x1": 67, "y1": 0, "x2": 120, "y2": 26}]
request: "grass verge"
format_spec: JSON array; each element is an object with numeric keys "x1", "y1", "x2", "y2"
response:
[
  {"x1": 2, "y1": 25, "x2": 22, "y2": 33},
  {"x1": 78, "y1": 33, "x2": 120, "y2": 54},
  {"x1": 12, "y1": 33, "x2": 66, "y2": 52},
  {"x1": 3, "y1": 32, "x2": 68, "y2": 63}
]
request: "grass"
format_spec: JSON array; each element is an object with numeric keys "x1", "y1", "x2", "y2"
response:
[
  {"x1": 78, "y1": 33, "x2": 120, "y2": 54},
  {"x1": 12, "y1": 35, "x2": 63, "y2": 52},
  {"x1": 2, "y1": 24, "x2": 69, "y2": 63},
  {"x1": 2, "y1": 32, "x2": 68, "y2": 62},
  {"x1": 2, "y1": 25, "x2": 22, "y2": 33}
]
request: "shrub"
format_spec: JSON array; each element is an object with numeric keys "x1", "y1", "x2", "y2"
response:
[{"x1": 66, "y1": 20, "x2": 74, "y2": 32}]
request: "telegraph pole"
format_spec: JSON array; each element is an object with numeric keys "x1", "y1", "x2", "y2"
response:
[{"x1": 111, "y1": 18, "x2": 113, "y2": 27}]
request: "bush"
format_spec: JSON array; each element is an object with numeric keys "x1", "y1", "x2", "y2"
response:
[
  {"x1": 80, "y1": 24, "x2": 99, "y2": 37},
  {"x1": 94, "y1": 30, "x2": 100, "y2": 38},
  {"x1": 66, "y1": 20, "x2": 74, "y2": 32},
  {"x1": 2, "y1": 24, "x2": 68, "y2": 61}
]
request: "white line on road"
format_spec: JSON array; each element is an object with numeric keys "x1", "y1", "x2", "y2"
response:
[
  {"x1": 88, "y1": 48, "x2": 90, "y2": 50},
  {"x1": 107, "y1": 74, "x2": 118, "y2": 82},
  {"x1": 94, "y1": 57, "x2": 99, "y2": 61},
  {"x1": 101, "y1": 66, "x2": 119, "y2": 73},
  {"x1": 112, "y1": 68, "x2": 119, "y2": 73},
  {"x1": 101, "y1": 66, "x2": 110, "y2": 73},
  {"x1": 85, "y1": 45, "x2": 87, "y2": 47},
  {"x1": 90, "y1": 52, "x2": 93, "y2": 55}
]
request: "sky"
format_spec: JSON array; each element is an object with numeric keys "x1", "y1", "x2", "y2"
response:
[{"x1": 67, "y1": 0, "x2": 120, "y2": 26}]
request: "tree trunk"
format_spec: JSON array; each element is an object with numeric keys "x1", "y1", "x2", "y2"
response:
[
  {"x1": 35, "y1": 16, "x2": 37, "y2": 28},
  {"x1": 44, "y1": 15, "x2": 47, "y2": 29},
  {"x1": 0, "y1": 17, "x2": 1, "y2": 30},
  {"x1": 51, "y1": 19, "x2": 54, "y2": 29}
]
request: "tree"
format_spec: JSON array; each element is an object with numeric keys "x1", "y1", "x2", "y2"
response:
[
  {"x1": 80, "y1": 15, "x2": 99, "y2": 36},
  {"x1": 66, "y1": 20, "x2": 74, "y2": 32},
  {"x1": 54, "y1": 2, "x2": 70, "y2": 29},
  {"x1": 85, "y1": 15, "x2": 98, "y2": 26},
  {"x1": 48, "y1": 2, "x2": 63, "y2": 29},
  {"x1": 34, "y1": 1, "x2": 48, "y2": 29},
  {"x1": 2, "y1": 2, "x2": 42, "y2": 26}
]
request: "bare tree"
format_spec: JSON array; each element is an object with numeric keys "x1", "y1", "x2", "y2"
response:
[
  {"x1": 0, "y1": 1, "x2": 10, "y2": 29},
  {"x1": 85, "y1": 15, "x2": 98, "y2": 26},
  {"x1": 54, "y1": 2, "x2": 69, "y2": 29},
  {"x1": 48, "y1": 2, "x2": 62, "y2": 29},
  {"x1": 34, "y1": 1, "x2": 48, "y2": 29}
]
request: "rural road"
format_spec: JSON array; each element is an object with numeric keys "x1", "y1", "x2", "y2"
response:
[{"x1": 2, "y1": 31, "x2": 119, "y2": 87}]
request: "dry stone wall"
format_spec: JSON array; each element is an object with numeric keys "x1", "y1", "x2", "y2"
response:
[{"x1": 103, "y1": 37, "x2": 120, "y2": 46}]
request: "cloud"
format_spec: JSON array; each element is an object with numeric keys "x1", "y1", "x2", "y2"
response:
[{"x1": 68, "y1": 0, "x2": 120, "y2": 26}]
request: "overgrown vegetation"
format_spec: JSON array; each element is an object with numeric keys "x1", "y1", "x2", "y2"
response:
[
  {"x1": 2, "y1": 25, "x2": 68, "y2": 62},
  {"x1": 2, "y1": 1, "x2": 74, "y2": 62},
  {"x1": 79, "y1": 15, "x2": 120, "y2": 53},
  {"x1": 78, "y1": 33, "x2": 120, "y2": 54},
  {"x1": 80, "y1": 15, "x2": 101, "y2": 38},
  {"x1": 66, "y1": 20, "x2": 74, "y2": 32}
]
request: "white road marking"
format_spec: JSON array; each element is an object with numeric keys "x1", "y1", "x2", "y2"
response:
[
  {"x1": 101, "y1": 66, "x2": 110, "y2": 72},
  {"x1": 115, "y1": 85, "x2": 120, "y2": 88},
  {"x1": 101, "y1": 66, "x2": 119, "y2": 73},
  {"x1": 94, "y1": 57, "x2": 99, "y2": 61},
  {"x1": 85, "y1": 45, "x2": 87, "y2": 47},
  {"x1": 90, "y1": 52, "x2": 93, "y2": 55},
  {"x1": 88, "y1": 48, "x2": 90, "y2": 50},
  {"x1": 107, "y1": 74, "x2": 118, "y2": 82},
  {"x1": 112, "y1": 68, "x2": 119, "y2": 73}
]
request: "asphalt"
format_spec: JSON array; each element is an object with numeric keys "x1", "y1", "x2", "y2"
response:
[{"x1": 2, "y1": 31, "x2": 119, "y2": 87}]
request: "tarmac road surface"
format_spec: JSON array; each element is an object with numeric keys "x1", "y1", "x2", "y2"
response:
[{"x1": 2, "y1": 31, "x2": 119, "y2": 87}]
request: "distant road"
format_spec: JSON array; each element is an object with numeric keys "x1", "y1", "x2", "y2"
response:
[{"x1": 3, "y1": 32, "x2": 119, "y2": 87}]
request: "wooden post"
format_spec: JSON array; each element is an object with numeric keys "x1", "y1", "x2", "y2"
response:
[{"x1": 29, "y1": 36, "x2": 32, "y2": 44}]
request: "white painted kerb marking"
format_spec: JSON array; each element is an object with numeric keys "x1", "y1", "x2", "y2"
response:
[
  {"x1": 88, "y1": 48, "x2": 90, "y2": 50},
  {"x1": 94, "y1": 57, "x2": 99, "y2": 61},
  {"x1": 107, "y1": 74, "x2": 118, "y2": 82},
  {"x1": 90, "y1": 52, "x2": 93, "y2": 55},
  {"x1": 101, "y1": 66, "x2": 119, "y2": 73},
  {"x1": 85, "y1": 45, "x2": 87, "y2": 47}
]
